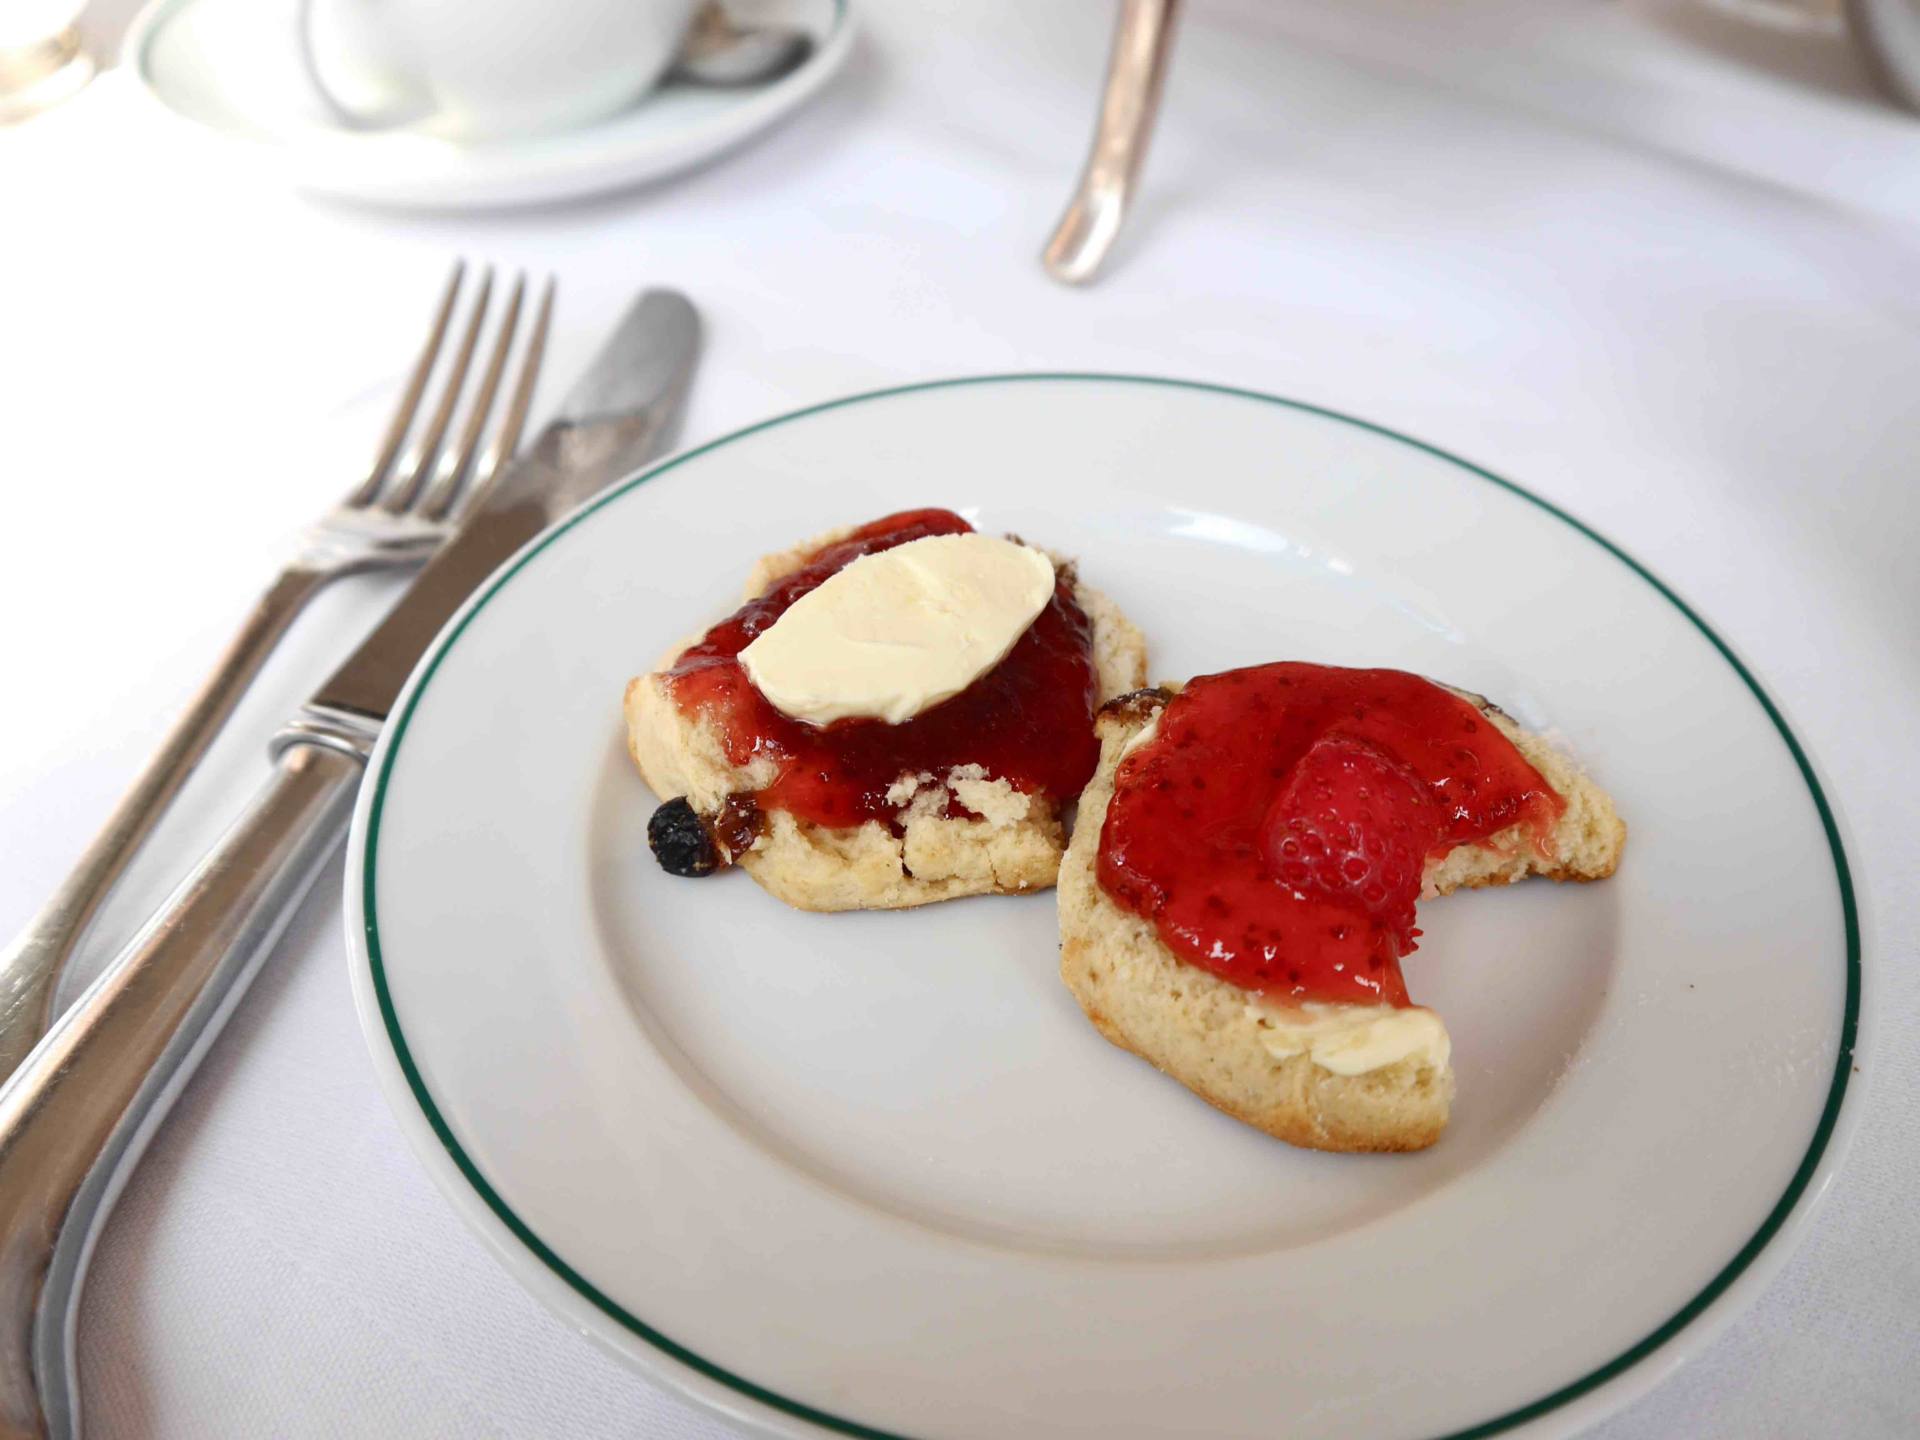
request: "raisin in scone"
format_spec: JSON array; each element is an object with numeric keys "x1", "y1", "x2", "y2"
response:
[
  {"x1": 625, "y1": 509, "x2": 1147, "y2": 911},
  {"x1": 1058, "y1": 665, "x2": 1625, "y2": 1153}
]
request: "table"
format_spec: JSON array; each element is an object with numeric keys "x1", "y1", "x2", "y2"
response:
[{"x1": 4, "y1": 1, "x2": 1917, "y2": 1434}]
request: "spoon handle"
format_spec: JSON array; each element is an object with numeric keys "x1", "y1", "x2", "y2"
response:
[{"x1": 1042, "y1": 0, "x2": 1184, "y2": 285}]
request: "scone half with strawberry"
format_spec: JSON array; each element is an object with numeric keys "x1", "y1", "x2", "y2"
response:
[
  {"x1": 625, "y1": 508, "x2": 1147, "y2": 911},
  {"x1": 1059, "y1": 664, "x2": 1626, "y2": 1153}
]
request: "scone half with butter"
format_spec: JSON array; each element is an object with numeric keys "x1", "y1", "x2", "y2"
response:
[
  {"x1": 1059, "y1": 665, "x2": 1626, "y2": 1153},
  {"x1": 625, "y1": 508, "x2": 1147, "y2": 911}
]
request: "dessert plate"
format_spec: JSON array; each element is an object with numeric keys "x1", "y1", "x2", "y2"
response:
[
  {"x1": 127, "y1": 0, "x2": 853, "y2": 208},
  {"x1": 346, "y1": 376, "x2": 1863, "y2": 1439}
]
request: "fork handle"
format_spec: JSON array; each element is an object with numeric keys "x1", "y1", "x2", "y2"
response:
[
  {"x1": 0, "y1": 565, "x2": 334, "y2": 1086},
  {"x1": 0, "y1": 731, "x2": 367, "y2": 1440}
]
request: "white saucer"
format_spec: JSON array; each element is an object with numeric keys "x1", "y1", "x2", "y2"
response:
[
  {"x1": 127, "y1": 0, "x2": 854, "y2": 208},
  {"x1": 348, "y1": 376, "x2": 1863, "y2": 1440}
]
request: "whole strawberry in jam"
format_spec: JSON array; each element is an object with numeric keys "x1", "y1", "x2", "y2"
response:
[
  {"x1": 1095, "y1": 663, "x2": 1563, "y2": 1007},
  {"x1": 1262, "y1": 736, "x2": 1442, "y2": 954}
]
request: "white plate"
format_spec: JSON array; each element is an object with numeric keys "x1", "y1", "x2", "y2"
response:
[
  {"x1": 346, "y1": 376, "x2": 1865, "y2": 1440},
  {"x1": 127, "y1": 0, "x2": 853, "y2": 208}
]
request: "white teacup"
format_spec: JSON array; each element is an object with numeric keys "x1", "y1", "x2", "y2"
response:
[{"x1": 300, "y1": 0, "x2": 701, "y2": 141}]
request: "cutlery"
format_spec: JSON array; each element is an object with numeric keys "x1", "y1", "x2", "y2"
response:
[
  {"x1": 0, "y1": 17, "x2": 93, "y2": 124},
  {"x1": 0, "y1": 287, "x2": 701, "y2": 1440},
  {"x1": 671, "y1": 0, "x2": 814, "y2": 87},
  {"x1": 1849, "y1": 0, "x2": 1920, "y2": 114},
  {"x1": 1042, "y1": 0, "x2": 1183, "y2": 285},
  {"x1": 0, "y1": 263, "x2": 539, "y2": 1088}
]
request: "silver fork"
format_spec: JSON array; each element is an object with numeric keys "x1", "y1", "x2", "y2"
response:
[
  {"x1": 1040, "y1": 0, "x2": 1182, "y2": 285},
  {"x1": 0, "y1": 262, "x2": 554, "y2": 1082}
]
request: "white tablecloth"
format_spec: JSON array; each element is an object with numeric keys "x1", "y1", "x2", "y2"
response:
[{"x1": 4, "y1": 1, "x2": 1917, "y2": 1434}]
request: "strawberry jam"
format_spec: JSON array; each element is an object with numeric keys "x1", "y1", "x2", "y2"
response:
[
  {"x1": 1096, "y1": 664, "x2": 1564, "y2": 1006},
  {"x1": 665, "y1": 509, "x2": 1100, "y2": 828}
]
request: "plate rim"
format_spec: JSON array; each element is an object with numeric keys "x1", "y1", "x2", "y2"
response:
[{"x1": 349, "y1": 372, "x2": 1864, "y2": 1440}]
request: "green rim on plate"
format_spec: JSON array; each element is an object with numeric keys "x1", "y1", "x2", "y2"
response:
[{"x1": 361, "y1": 374, "x2": 1861, "y2": 1440}]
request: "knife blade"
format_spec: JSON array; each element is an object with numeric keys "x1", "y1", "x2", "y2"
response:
[{"x1": 0, "y1": 287, "x2": 700, "y2": 1440}]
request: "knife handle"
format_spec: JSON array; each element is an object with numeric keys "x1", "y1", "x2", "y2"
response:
[{"x1": 0, "y1": 724, "x2": 370, "y2": 1440}]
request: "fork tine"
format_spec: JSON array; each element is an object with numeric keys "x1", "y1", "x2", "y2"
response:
[
  {"x1": 455, "y1": 276, "x2": 554, "y2": 519},
  {"x1": 345, "y1": 262, "x2": 464, "y2": 507},
  {"x1": 381, "y1": 267, "x2": 494, "y2": 514},
  {"x1": 417, "y1": 273, "x2": 525, "y2": 522}
]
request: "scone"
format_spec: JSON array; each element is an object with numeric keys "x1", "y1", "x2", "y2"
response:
[
  {"x1": 1058, "y1": 665, "x2": 1626, "y2": 1153},
  {"x1": 625, "y1": 508, "x2": 1147, "y2": 911}
]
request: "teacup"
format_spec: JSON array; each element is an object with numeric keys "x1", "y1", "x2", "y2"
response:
[{"x1": 300, "y1": 0, "x2": 701, "y2": 141}]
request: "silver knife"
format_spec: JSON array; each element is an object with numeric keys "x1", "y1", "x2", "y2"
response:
[{"x1": 0, "y1": 289, "x2": 701, "y2": 1440}]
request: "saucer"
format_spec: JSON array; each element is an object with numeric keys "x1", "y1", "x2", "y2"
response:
[{"x1": 127, "y1": 0, "x2": 854, "y2": 208}]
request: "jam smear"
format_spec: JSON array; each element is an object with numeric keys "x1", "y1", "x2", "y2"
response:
[
  {"x1": 664, "y1": 509, "x2": 1100, "y2": 828},
  {"x1": 1096, "y1": 663, "x2": 1565, "y2": 1007}
]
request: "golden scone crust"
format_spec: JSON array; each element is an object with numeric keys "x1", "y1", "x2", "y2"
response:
[
  {"x1": 1057, "y1": 685, "x2": 1626, "y2": 1153},
  {"x1": 624, "y1": 522, "x2": 1148, "y2": 912}
]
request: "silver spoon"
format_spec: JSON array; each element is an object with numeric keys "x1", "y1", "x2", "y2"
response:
[
  {"x1": 671, "y1": 0, "x2": 814, "y2": 87},
  {"x1": 1848, "y1": 0, "x2": 1920, "y2": 114},
  {"x1": 1041, "y1": 0, "x2": 1183, "y2": 285}
]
